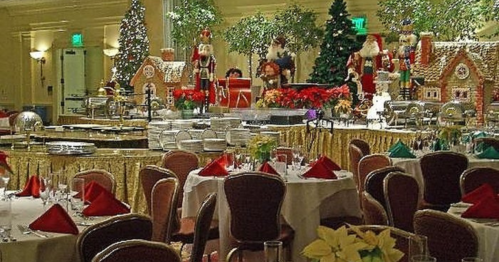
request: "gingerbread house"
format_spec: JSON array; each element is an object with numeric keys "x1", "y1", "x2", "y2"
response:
[
  {"x1": 130, "y1": 53, "x2": 188, "y2": 109},
  {"x1": 413, "y1": 38, "x2": 499, "y2": 123}
]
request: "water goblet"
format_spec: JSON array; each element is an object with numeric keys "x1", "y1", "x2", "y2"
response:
[
  {"x1": 0, "y1": 167, "x2": 11, "y2": 200},
  {"x1": 264, "y1": 241, "x2": 283, "y2": 262},
  {"x1": 292, "y1": 145, "x2": 303, "y2": 170},
  {"x1": 70, "y1": 177, "x2": 85, "y2": 215},
  {"x1": 0, "y1": 199, "x2": 12, "y2": 242},
  {"x1": 39, "y1": 176, "x2": 53, "y2": 208},
  {"x1": 461, "y1": 258, "x2": 483, "y2": 262},
  {"x1": 411, "y1": 255, "x2": 436, "y2": 262}
]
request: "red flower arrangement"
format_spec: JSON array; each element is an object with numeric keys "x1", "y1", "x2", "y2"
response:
[
  {"x1": 256, "y1": 85, "x2": 351, "y2": 109},
  {"x1": 173, "y1": 89, "x2": 205, "y2": 110}
]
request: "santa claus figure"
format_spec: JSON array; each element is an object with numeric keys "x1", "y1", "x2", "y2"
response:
[
  {"x1": 194, "y1": 28, "x2": 216, "y2": 113},
  {"x1": 264, "y1": 36, "x2": 295, "y2": 85},
  {"x1": 358, "y1": 34, "x2": 382, "y2": 98},
  {"x1": 398, "y1": 19, "x2": 417, "y2": 97}
]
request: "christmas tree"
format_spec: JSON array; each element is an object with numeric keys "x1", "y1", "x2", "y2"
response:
[
  {"x1": 115, "y1": 0, "x2": 149, "y2": 92},
  {"x1": 308, "y1": 0, "x2": 360, "y2": 86}
]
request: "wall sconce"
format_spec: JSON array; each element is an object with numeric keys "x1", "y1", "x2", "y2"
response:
[
  {"x1": 103, "y1": 48, "x2": 119, "y2": 59},
  {"x1": 30, "y1": 51, "x2": 46, "y2": 88}
]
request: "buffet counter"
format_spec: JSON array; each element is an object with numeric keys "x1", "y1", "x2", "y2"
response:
[{"x1": 57, "y1": 114, "x2": 150, "y2": 128}]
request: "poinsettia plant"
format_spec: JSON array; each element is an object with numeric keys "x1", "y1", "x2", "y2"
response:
[
  {"x1": 302, "y1": 225, "x2": 404, "y2": 262},
  {"x1": 256, "y1": 85, "x2": 352, "y2": 109},
  {"x1": 173, "y1": 89, "x2": 205, "y2": 110}
]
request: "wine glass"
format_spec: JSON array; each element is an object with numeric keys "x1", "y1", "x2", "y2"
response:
[
  {"x1": 292, "y1": 145, "x2": 303, "y2": 170},
  {"x1": 0, "y1": 167, "x2": 11, "y2": 200},
  {"x1": 39, "y1": 176, "x2": 53, "y2": 208},
  {"x1": 234, "y1": 145, "x2": 242, "y2": 171},
  {"x1": 70, "y1": 177, "x2": 85, "y2": 215}
]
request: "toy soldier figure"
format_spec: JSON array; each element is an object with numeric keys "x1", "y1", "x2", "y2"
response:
[{"x1": 194, "y1": 28, "x2": 216, "y2": 114}]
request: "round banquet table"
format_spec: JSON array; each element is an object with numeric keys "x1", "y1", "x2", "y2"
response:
[
  {"x1": 182, "y1": 168, "x2": 362, "y2": 262},
  {"x1": 447, "y1": 204, "x2": 499, "y2": 262},
  {"x1": 0, "y1": 196, "x2": 108, "y2": 262}
]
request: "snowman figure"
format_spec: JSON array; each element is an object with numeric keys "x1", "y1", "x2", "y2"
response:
[{"x1": 367, "y1": 71, "x2": 392, "y2": 125}]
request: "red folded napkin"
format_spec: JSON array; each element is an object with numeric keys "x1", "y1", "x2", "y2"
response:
[
  {"x1": 198, "y1": 159, "x2": 229, "y2": 177},
  {"x1": 462, "y1": 183, "x2": 497, "y2": 204},
  {"x1": 29, "y1": 203, "x2": 79, "y2": 235},
  {"x1": 302, "y1": 161, "x2": 338, "y2": 179},
  {"x1": 82, "y1": 190, "x2": 130, "y2": 217},
  {"x1": 214, "y1": 154, "x2": 232, "y2": 167},
  {"x1": 259, "y1": 161, "x2": 279, "y2": 176},
  {"x1": 0, "y1": 151, "x2": 14, "y2": 174},
  {"x1": 310, "y1": 156, "x2": 341, "y2": 171},
  {"x1": 461, "y1": 196, "x2": 499, "y2": 219},
  {"x1": 16, "y1": 175, "x2": 41, "y2": 198},
  {"x1": 74, "y1": 181, "x2": 109, "y2": 203}
]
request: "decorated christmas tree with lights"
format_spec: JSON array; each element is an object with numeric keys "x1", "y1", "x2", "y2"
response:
[
  {"x1": 308, "y1": 0, "x2": 360, "y2": 85},
  {"x1": 115, "y1": 0, "x2": 149, "y2": 92}
]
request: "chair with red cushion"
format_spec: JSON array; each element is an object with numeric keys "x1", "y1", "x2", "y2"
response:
[
  {"x1": 364, "y1": 166, "x2": 405, "y2": 209},
  {"x1": 460, "y1": 167, "x2": 499, "y2": 195},
  {"x1": 414, "y1": 209, "x2": 478, "y2": 262},
  {"x1": 161, "y1": 150, "x2": 199, "y2": 210},
  {"x1": 420, "y1": 151, "x2": 468, "y2": 211},
  {"x1": 357, "y1": 154, "x2": 392, "y2": 207},
  {"x1": 91, "y1": 239, "x2": 181, "y2": 262},
  {"x1": 139, "y1": 165, "x2": 177, "y2": 215},
  {"x1": 77, "y1": 213, "x2": 153, "y2": 262},
  {"x1": 224, "y1": 172, "x2": 294, "y2": 262},
  {"x1": 350, "y1": 138, "x2": 370, "y2": 156},
  {"x1": 74, "y1": 169, "x2": 116, "y2": 195},
  {"x1": 384, "y1": 171, "x2": 421, "y2": 232},
  {"x1": 151, "y1": 177, "x2": 180, "y2": 243},
  {"x1": 189, "y1": 192, "x2": 217, "y2": 262},
  {"x1": 348, "y1": 143, "x2": 364, "y2": 189},
  {"x1": 361, "y1": 191, "x2": 389, "y2": 226}
]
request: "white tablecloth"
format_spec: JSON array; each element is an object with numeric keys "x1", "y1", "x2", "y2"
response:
[
  {"x1": 182, "y1": 168, "x2": 362, "y2": 262},
  {"x1": 0, "y1": 196, "x2": 106, "y2": 262},
  {"x1": 448, "y1": 204, "x2": 499, "y2": 262},
  {"x1": 392, "y1": 155, "x2": 499, "y2": 188}
]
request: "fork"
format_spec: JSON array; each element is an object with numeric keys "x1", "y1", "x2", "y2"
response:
[{"x1": 17, "y1": 225, "x2": 49, "y2": 238}]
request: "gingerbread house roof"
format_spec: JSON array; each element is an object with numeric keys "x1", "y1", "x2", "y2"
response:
[
  {"x1": 130, "y1": 56, "x2": 187, "y2": 86},
  {"x1": 413, "y1": 42, "x2": 499, "y2": 84}
]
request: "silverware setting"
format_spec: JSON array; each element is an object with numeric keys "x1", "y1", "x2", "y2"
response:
[{"x1": 17, "y1": 224, "x2": 50, "y2": 238}]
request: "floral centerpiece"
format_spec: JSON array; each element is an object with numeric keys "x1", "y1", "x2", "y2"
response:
[
  {"x1": 302, "y1": 225, "x2": 404, "y2": 262},
  {"x1": 173, "y1": 89, "x2": 204, "y2": 110},
  {"x1": 247, "y1": 134, "x2": 278, "y2": 163},
  {"x1": 438, "y1": 125, "x2": 462, "y2": 147}
]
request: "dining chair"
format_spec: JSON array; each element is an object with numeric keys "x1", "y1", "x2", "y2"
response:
[
  {"x1": 350, "y1": 138, "x2": 370, "y2": 156},
  {"x1": 348, "y1": 143, "x2": 364, "y2": 188},
  {"x1": 91, "y1": 239, "x2": 181, "y2": 262},
  {"x1": 413, "y1": 209, "x2": 479, "y2": 262},
  {"x1": 161, "y1": 150, "x2": 199, "y2": 210},
  {"x1": 74, "y1": 169, "x2": 116, "y2": 195},
  {"x1": 361, "y1": 191, "x2": 389, "y2": 226},
  {"x1": 139, "y1": 165, "x2": 177, "y2": 215},
  {"x1": 151, "y1": 177, "x2": 180, "y2": 243},
  {"x1": 357, "y1": 154, "x2": 392, "y2": 206},
  {"x1": 188, "y1": 192, "x2": 217, "y2": 262},
  {"x1": 460, "y1": 167, "x2": 499, "y2": 195},
  {"x1": 347, "y1": 225, "x2": 414, "y2": 262},
  {"x1": 224, "y1": 172, "x2": 294, "y2": 262},
  {"x1": 76, "y1": 213, "x2": 153, "y2": 262},
  {"x1": 420, "y1": 151, "x2": 468, "y2": 211},
  {"x1": 364, "y1": 166, "x2": 405, "y2": 209},
  {"x1": 384, "y1": 171, "x2": 421, "y2": 232}
]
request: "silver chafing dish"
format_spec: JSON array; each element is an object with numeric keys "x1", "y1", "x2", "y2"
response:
[
  {"x1": 438, "y1": 101, "x2": 475, "y2": 125},
  {"x1": 485, "y1": 101, "x2": 499, "y2": 127},
  {"x1": 383, "y1": 101, "x2": 441, "y2": 126},
  {"x1": 83, "y1": 96, "x2": 109, "y2": 118}
]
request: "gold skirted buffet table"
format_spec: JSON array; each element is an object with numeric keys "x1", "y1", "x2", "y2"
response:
[{"x1": 267, "y1": 124, "x2": 420, "y2": 169}]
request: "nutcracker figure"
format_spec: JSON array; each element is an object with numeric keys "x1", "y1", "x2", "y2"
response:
[
  {"x1": 194, "y1": 28, "x2": 216, "y2": 113},
  {"x1": 397, "y1": 19, "x2": 417, "y2": 99}
]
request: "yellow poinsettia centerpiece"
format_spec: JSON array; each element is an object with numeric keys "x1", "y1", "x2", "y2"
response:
[
  {"x1": 247, "y1": 134, "x2": 278, "y2": 162},
  {"x1": 302, "y1": 225, "x2": 404, "y2": 262}
]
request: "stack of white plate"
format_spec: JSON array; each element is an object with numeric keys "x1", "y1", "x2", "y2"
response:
[
  {"x1": 148, "y1": 129, "x2": 163, "y2": 150},
  {"x1": 148, "y1": 121, "x2": 172, "y2": 130},
  {"x1": 178, "y1": 139, "x2": 204, "y2": 153},
  {"x1": 171, "y1": 120, "x2": 193, "y2": 130},
  {"x1": 159, "y1": 130, "x2": 181, "y2": 150},
  {"x1": 226, "y1": 128, "x2": 251, "y2": 146},
  {"x1": 203, "y1": 138, "x2": 227, "y2": 152},
  {"x1": 210, "y1": 117, "x2": 242, "y2": 131},
  {"x1": 260, "y1": 131, "x2": 281, "y2": 146},
  {"x1": 175, "y1": 130, "x2": 192, "y2": 148},
  {"x1": 201, "y1": 129, "x2": 217, "y2": 140},
  {"x1": 46, "y1": 141, "x2": 96, "y2": 155},
  {"x1": 188, "y1": 129, "x2": 205, "y2": 140}
]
